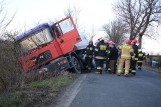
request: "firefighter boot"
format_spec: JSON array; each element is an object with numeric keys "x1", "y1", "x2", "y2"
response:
[
  {"x1": 124, "y1": 70, "x2": 129, "y2": 77},
  {"x1": 117, "y1": 69, "x2": 122, "y2": 76},
  {"x1": 96, "y1": 70, "x2": 102, "y2": 74},
  {"x1": 131, "y1": 70, "x2": 136, "y2": 75},
  {"x1": 88, "y1": 67, "x2": 91, "y2": 72},
  {"x1": 138, "y1": 66, "x2": 141, "y2": 70}
]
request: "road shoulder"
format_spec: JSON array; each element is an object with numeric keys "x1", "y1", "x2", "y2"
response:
[{"x1": 50, "y1": 74, "x2": 87, "y2": 107}]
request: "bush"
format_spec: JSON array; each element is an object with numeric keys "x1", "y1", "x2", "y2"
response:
[{"x1": 0, "y1": 39, "x2": 22, "y2": 91}]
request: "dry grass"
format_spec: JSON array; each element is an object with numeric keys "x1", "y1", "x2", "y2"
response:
[{"x1": 0, "y1": 71, "x2": 79, "y2": 107}]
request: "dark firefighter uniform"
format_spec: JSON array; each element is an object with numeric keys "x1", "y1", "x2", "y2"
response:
[
  {"x1": 109, "y1": 44, "x2": 118, "y2": 74},
  {"x1": 104, "y1": 40, "x2": 111, "y2": 72},
  {"x1": 106, "y1": 46, "x2": 111, "y2": 72},
  {"x1": 85, "y1": 42, "x2": 95, "y2": 71},
  {"x1": 137, "y1": 50, "x2": 145, "y2": 70},
  {"x1": 130, "y1": 43, "x2": 138, "y2": 75},
  {"x1": 95, "y1": 40, "x2": 110, "y2": 74}
]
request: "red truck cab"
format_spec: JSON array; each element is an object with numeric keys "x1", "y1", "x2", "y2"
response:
[{"x1": 16, "y1": 16, "x2": 85, "y2": 73}]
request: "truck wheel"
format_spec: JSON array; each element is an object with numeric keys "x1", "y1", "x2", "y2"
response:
[{"x1": 71, "y1": 56, "x2": 81, "y2": 73}]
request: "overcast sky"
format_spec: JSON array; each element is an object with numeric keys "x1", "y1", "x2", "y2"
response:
[
  {"x1": 6, "y1": 0, "x2": 114, "y2": 32},
  {"x1": 2, "y1": 0, "x2": 161, "y2": 54}
]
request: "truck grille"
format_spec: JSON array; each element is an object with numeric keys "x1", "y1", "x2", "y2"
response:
[{"x1": 35, "y1": 50, "x2": 52, "y2": 65}]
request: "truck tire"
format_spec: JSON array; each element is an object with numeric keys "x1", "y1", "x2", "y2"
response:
[{"x1": 71, "y1": 56, "x2": 81, "y2": 73}]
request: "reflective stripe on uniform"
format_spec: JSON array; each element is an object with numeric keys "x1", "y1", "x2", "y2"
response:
[
  {"x1": 118, "y1": 69, "x2": 122, "y2": 74},
  {"x1": 137, "y1": 61, "x2": 143, "y2": 63},
  {"x1": 131, "y1": 70, "x2": 136, "y2": 73},
  {"x1": 97, "y1": 67, "x2": 102, "y2": 70},
  {"x1": 138, "y1": 66, "x2": 141, "y2": 68},
  {"x1": 125, "y1": 70, "x2": 129, "y2": 75},
  {"x1": 106, "y1": 50, "x2": 110, "y2": 54},
  {"x1": 90, "y1": 47, "x2": 93, "y2": 50},
  {"x1": 95, "y1": 56, "x2": 105, "y2": 59},
  {"x1": 123, "y1": 45, "x2": 131, "y2": 49},
  {"x1": 138, "y1": 54, "x2": 143, "y2": 57},
  {"x1": 96, "y1": 72, "x2": 101, "y2": 74},
  {"x1": 87, "y1": 55, "x2": 93, "y2": 58},
  {"x1": 88, "y1": 67, "x2": 91, "y2": 70},
  {"x1": 95, "y1": 48, "x2": 98, "y2": 51},
  {"x1": 99, "y1": 45, "x2": 107, "y2": 50},
  {"x1": 135, "y1": 58, "x2": 138, "y2": 60},
  {"x1": 132, "y1": 56, "x2": 135, "y2": 59}
]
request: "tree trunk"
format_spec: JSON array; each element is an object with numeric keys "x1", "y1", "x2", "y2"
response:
[
  {"x1": 130, "y1": 33, "x2": 136, "y2": 40},
  {"x1": 138, "y1": 35, "x2": 143, "y2": 49},
  {"x1": 130, "y1": 34, "x2": 133, "y2": 40}
]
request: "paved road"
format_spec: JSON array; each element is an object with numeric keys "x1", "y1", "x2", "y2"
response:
[{"x1": 56, "y1": 69, "x2": 161, "y2": 107}]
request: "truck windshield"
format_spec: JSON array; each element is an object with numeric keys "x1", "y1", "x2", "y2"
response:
[{"x1": 19, "y1": 28, "x2": 54, "y2": 53}]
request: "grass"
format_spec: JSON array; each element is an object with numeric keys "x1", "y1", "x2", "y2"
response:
[
  {"x1": 30, "y1": 75, "x2": 73, "y2": 91},
  {"x1": 0, "y1": 92, "x2": 22, "y2": 107},
  {"x1": 0, "y1": 73, "x2": 78, "y2": 107}
]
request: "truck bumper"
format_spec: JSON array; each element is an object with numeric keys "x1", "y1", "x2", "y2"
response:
[{"x1": 45, "y1": 57, "x2": 70, "y2": 72}]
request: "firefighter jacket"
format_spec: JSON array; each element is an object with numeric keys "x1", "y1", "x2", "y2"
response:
[
  {"x1": 119, "y1": 45, "x2": 134, "y2": 59},
  {"x1": 94, "y1": 40, "x2": 110, "y2": 60},
  {"x1": 85, "y1": 44, "x2": 95, "y2": 58},
  {"x1": 132, "y1": 44, "x2": 139, "y2": 60},
  {"x1": 109, "y1": 46, "x2": 118, "y2": 60},
  {"x1": 138, "y1": 51, "x2": 145, "y2": 62}
]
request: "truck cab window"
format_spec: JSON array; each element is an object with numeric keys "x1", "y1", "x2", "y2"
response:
[
  {"x1": 19, "y1": 28, "x2": 54, "y2": 53},
  {"x1": 59, "y1": 18, "x2": 74, "y2": 34}
]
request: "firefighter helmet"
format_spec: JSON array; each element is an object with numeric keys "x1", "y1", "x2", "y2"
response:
[
  {"x1": 131, "y1": 39, "x2": 137, "y2": 45},
  {"x1": 125, "y1": 39, "x2": 131, "y2": 45},
  {"x1": 98, "y1": 37, "x2": 103, "y2": 41},
  {"x1": 109, "y1": 41, "x2": 115, "y2": 45},
  {"x1": 104, "y1": 39, "x2": 109, "y2": 44}
]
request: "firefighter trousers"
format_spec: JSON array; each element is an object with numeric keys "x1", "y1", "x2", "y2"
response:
[
  {"x1": 86, "y1": 57, "x2": 93, "y2": 71},
  {"x1": 110, "y1": 60, "x2": 117, "y2": 73},
  {"x1": 118, "y1": 58, "x2": 130, "y2": 75},
  {"x1": 106, "y1": 60, "x2": 111, "y2": 72},
  {"x1": 95, "y1": 59, "x2": 105, "y2": 74},
  {"x1": 130, "y1": 60, "x2": 137, "y2": 73},
  {"x1": 138, "y1": 62, "x2": 143, "y2": 69}
]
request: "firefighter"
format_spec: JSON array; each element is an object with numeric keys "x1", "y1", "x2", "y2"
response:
[
  {"x1": 94, "y1": 38, "x2": 110, "y2": 74},
  {"x1": 130, "y1": 39, "x2": 139, "y2": 75},
  {"x1": 117, "y1": 39, "x2": 134, "y2": 77},
  {"x1": 104, "y1": 39, "x2": 110, "y2": 72},
  {"x1": 85, "y1": 40, "x2": 95, "y2": 72},
  {"x1": 137, "y1": 49, "x2": 145, "y2": 70},
  {"x1": 109, "y1": 41, "x2": 118, "y2": 74}
]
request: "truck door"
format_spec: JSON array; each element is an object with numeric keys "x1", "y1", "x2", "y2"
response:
[{"x1": 52, "y1": 16, "x2": 81, "y2": 55}]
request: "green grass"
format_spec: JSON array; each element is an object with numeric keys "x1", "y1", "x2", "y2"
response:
[
  {"x1": 0, "y1": 92, "x2": 22, "y2": 107},
  {"x1": 30, "y1": 75, "x2": 72, "y2": 91},
  {"x1": 0, "y1": 74, "x2": 76, "y2": 107}
]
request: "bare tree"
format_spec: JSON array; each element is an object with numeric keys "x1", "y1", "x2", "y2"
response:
[
  {"x1": 0, "y1": 1, "x2": 16, "y2": 39},
  {"x1": 64, "y1": 6, "x2": 81, "y2": 29},
  {"x1": 86, "y1": 26, "x2": 97, "y2": 41},
  {"x1": 102, "y1": 19, "x2": 128, "y2": 46},
  {"x1": 114, "y1": 0, "x2": 161, "y2": 48}
]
